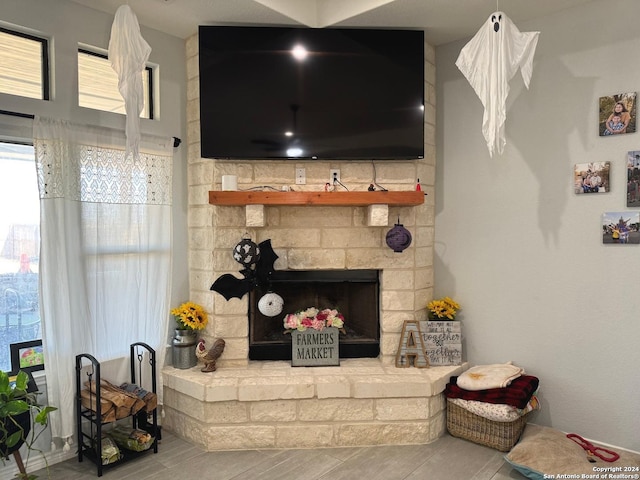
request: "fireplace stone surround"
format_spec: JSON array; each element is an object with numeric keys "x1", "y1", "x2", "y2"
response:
[{"x1": 160, "y1": 33, "x2": 447, "y2": 450}]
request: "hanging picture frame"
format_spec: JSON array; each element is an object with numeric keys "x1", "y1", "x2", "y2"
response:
[
  {"x1": 602, "y1": 211, "x2": 640, "y2": 244},
  {"x1": 574, "y1": 162, "x2": 610, "y2": 194},
  {"x1": 599, "y1": 92, "x2": 637, "y2": 136},
  {"x1": 10, "y1": 340, "x2": 45, "y2": 374},
  {"x1": 627, "y1": 151, "x2": 640, "y2": 207}
]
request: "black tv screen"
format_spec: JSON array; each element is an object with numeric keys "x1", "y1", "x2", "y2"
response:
[{"x1": 199, "y1": 26, "x2": 424, "y2": 160}]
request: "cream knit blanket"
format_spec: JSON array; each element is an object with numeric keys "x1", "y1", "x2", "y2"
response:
[{"x1": 457, "y1": 363, "x2": 524, "y2": 391}]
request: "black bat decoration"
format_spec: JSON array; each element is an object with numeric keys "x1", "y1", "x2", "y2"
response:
[{"x1": 210, "y1": 239, "x2": 279, "y2": 300}]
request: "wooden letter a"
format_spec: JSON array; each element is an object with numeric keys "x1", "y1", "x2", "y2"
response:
[{"x1": 395, "y1": 320, "x2": 429, "y2": 368}]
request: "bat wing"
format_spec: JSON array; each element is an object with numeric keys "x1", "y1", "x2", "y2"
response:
[
  {"x1": 210, "y1": 274, "x2": 254, "y2": 300},
  {"x1": 255, "y1": 239, "x2": 279, "y2": 287}
]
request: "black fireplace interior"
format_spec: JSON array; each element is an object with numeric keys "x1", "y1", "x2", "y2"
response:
[{"x1": 249, "y1": 269, "x2": 380, "y2": 360}]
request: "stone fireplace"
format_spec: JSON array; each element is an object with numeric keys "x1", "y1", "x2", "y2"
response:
[{"x1": 159, "y1": 34, "x2": 468, "y2": 451}]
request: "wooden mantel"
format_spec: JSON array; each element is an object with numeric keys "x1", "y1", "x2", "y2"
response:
[{"x1": 208, "y1": 190, "x2": 425, "y2": 207}]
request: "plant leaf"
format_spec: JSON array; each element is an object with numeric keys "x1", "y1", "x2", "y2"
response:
[{"x1": 6, "y1": 429, "x2": 24, "y2": 448}]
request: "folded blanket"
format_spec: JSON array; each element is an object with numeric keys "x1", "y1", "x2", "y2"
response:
[
  {"x1": 448, "y1": 395, "x2": 540, "y2": 422},
  {"x1": 456, "y1": 363, "x2": 524, "y2": 391},
  {"x1": 445, "y1": 374, "x2": 539, "y2": 409}
]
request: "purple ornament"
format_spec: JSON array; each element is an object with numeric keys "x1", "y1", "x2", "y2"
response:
[{"x1": 386, "y1": 221, "x2": 412, "y2": 253}]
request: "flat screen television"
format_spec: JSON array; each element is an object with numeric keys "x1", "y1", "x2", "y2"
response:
[{"x1": 198, "y1": 26, "x2": 424, "y2": 160}]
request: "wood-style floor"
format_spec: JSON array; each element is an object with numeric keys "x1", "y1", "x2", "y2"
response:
[{"x1": 29, "y1": 430, "x2": 524, "y2": 480}]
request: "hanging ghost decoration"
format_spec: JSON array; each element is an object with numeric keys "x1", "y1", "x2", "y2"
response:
[
  {"x1": 108, "y1": 5, "x2": 151, "y2": 160},
  {"x1": 456, "y1": 12, "x2": 539, "y2": 157}
]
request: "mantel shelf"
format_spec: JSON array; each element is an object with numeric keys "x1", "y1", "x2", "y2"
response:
[{"x1": 208, "y1": 191, "x2": 425, "y2": 207}]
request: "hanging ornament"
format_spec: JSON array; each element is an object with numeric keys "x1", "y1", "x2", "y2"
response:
[
  {"x1": 386, "y1": 218, "x2": 412, "y2": 253},
  {"x1": 258, "y1": 292, "x2": 284, "y2": 317},
  {"x1": 233, "y1": 236, "x2": 261, "y2": 267}
]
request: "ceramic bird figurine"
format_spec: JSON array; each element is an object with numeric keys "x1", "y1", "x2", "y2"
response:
[{"x1": 195, "y1": 338, "x2": 225, "y2": 372}]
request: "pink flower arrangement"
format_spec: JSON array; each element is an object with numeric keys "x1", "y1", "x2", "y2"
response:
[{"x1": 283, "y1": 307, "x2": 345, "y2": 333}]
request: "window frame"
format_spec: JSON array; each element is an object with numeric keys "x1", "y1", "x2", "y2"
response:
[
  {"x1": 78, "y1": 47, "x2": 154, "y2": 119},
  {"x1": 0, "y1": 26, "x2": 50, "y2": 101}
]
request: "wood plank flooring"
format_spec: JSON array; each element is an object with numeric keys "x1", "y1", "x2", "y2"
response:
[{"x1": 28, "y1": 430, "x2": 524, "y2": 480}]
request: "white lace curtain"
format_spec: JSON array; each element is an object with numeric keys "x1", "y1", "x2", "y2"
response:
[{"x1": 33, "y1": 116, "x2": 173, "y2": 448}]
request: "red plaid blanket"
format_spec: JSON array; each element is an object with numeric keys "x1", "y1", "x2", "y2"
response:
[{"x1": 445, "y1": 374, "x2": 539, "y2": 409}]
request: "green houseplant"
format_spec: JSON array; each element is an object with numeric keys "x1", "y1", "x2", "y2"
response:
[{"x1": 0, "y1": 370, "x2": 57, "y2": 480}]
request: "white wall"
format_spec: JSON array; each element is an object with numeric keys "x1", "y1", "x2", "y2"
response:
[
  {"x1": 436, "y1": 0, "x2": 640, "y2": 451},
  {"x1": 0, "y1": 0, "x2": 189, "y2": 332}
]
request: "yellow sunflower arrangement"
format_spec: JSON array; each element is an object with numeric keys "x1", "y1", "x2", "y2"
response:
[
  {"x1": 171, "y1": 301, "x2": 208, "y2": 330},
  {"x1": 427, "y1": 296, "x2": 461, "y2": 320}
]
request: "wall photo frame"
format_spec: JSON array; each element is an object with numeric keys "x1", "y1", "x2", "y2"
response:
[
  {"x1": 602, "y1": 211, "x2": 640, "y2": 244},
  {"x1": 10, "y1": 340, "x2": 45, "y2": 374},
  {"x1": 574, "y1": 162, "x2": 610, "y2": 194},
  {"x1": 599, "y1": 92, "x2": 637, "y2": 136},
  {"x1": 628, "y1": 151, "x2": 640, "y2": 207}
]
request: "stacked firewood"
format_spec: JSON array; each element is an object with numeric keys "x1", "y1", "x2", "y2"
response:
[{"x1": 80, "y1": 380, "x2": 156, "y2": 422}]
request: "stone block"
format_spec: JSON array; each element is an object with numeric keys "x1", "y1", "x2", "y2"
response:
[
  {"x1": 250, "y1": 400, "x2": 297, "y2": 422},
  {"x1": 163, "y1": 407, "x2": 209, "y2": 450},
  {"x1": 204, "y1": 378, "x2": 238, "y2": 402},
  {"x1": 321, "y1": 228, "x2": 381, "y2": 248},
  {"x1": 380, "y1": 332, "x2": 401, "y2": 357},
  {"x1": 315, "y1": 375, "x2": 351, "y2": 399},
  {"x1": 202, "y1": 400, "x2": 248, "y2": 423},
  {"x1": 238, "y1": 376, "x2": 316, "y2": 401},
  {"x1": 288, "y1": 249, "x2": 345, "y2": 269},
  {"x1": 381, "y1": 269, "x2": 414, "y2": 290},
  {"x1": 383, "y1": 422, "x2": 431, "y2": 444},
  {"x1": 375, "y1": 397, "x2": 430, "y2": 421},
  {"x1": 206, "y1": 425, "x2": 276, "y2": 450},
  {"x1": 213, "y1": 315, "x2": 248, "y2": 338},
  {"x1": 275, "y1": 425, "x2": 335, "y2": 448},
  {"x1": 428, "y1": 411, "x2": 445, "y2": 442},
  {"x1": 298, "y1": 398, "x2": 374, "y2": 421},
  {"x1": 381, "y1": 290, "x2": 415, "y2": 311},
  {"x1": 336, "y1": 423, "x2": 386, "y2": 446},
  {"x1": 245, "y1": 204, "x2": 265, "y2": 227},
  {"x1": 261, "y1": 228, "x2": 322, "y2": 248},
  {"x1": 367, "y1": 204, "x2": 389, "y2": 226},
  {"x1": 352, "y1": 375, "x2": 433, "y2": 398}
]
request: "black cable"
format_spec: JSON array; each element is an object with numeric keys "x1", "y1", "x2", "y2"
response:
[{"x1": 371, "y1": 161, "x2": 388, "y2": 191}]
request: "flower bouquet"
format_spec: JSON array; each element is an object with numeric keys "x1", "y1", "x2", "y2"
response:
[
  {"x1": 427, "y1": 296, "x2": 461, "y2": 320},
  {"x1": 171, "y1": 301, "x2": 208, "y2": 330},
  {"x1": 283, "y1": 307, "x2": 345, "y2": 334}
]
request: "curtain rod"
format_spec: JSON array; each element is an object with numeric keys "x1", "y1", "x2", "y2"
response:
[{"x1": 0, "y1": 109, "x2": 182, "y2": 148}]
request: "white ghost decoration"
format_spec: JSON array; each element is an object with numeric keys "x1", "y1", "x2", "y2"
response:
[
  {"x1": 108, "y1": 5, "x2": 151, "y2": 160},
  {"x1": 456, "y1": 12, "x2": 539, "y2": 156}
]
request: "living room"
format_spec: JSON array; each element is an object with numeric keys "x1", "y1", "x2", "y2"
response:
[{"x1": 1, "y1": 0, "x2": 638, "y2": 478}]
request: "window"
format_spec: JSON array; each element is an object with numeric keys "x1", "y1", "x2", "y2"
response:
[
  {"x1": 0, "y1": 27, "x2": 49, "y2": 100},
  {"x1": 78, "y1": 48, "x2": 153, "y2": 118},
  {"x1": 0, "y1": 141, "x2": 41, "y2": 373}
]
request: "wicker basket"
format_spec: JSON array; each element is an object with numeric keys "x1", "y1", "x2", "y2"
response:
[{"x1": 446, "y1": 399, "x2": 529, "y2": 451}]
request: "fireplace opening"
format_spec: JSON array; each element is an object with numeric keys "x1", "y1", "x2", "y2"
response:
[{"x1": 249, "y1": 269, "x2": 380, "y2": 360}]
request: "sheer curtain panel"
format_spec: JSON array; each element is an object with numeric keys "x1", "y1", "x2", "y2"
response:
[{"x1": 33, "y1": 116, "x2": 173, "y2": 448}]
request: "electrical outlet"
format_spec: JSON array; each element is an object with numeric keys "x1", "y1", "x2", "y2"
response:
[
  {"x1": 295, "y1": 167, "x2": 306, "y2": 185},
  {"x1": 330, "y1": 169, "x2": 340, "y2": 184}
]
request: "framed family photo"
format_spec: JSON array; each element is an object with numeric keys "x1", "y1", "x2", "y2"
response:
[
  {"x1": 575, "y1": 162, "x2": 610, "y2": 194},
  {"x1": 10, "y1": 339, "x2": 45, "y2": 374},
  {"x1": 628, "y1": 150, "x2": 640, "y2": 207},
  {"x1": 599, "y1": 92, "x2": 636, "y2": 136},
  {"x1": 602, "y1": 211, "x2": 640, "y2": 244}
]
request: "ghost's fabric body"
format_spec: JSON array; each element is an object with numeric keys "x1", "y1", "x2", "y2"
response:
[
  {"x1": 456, "y1": 12, "x2": 539, "y2": 156},
  {"x1": 108, "y1": 5, "x2": 151, "y2": 160}
]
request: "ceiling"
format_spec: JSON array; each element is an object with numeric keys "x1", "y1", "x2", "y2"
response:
[{"x1": 69, "y1": 0, "x2": 598, "y2": 46}]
